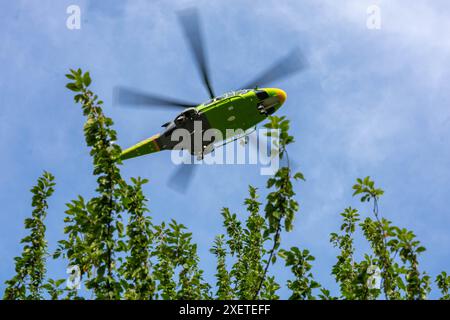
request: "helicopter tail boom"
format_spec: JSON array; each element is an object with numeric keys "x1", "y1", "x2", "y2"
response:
[{"x1": 120, "y1": 134, "x2": 162, "y2": 161}]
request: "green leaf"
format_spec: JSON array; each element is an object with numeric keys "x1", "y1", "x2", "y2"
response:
[
  {"x1": 66, "y1": 83, "x2": 81, "y2": 92},
  {"x1": 294, "y1": 172, "x2": 305, "y2": 181},
  {"x1": 83, "y1": 72, "x2": 92, "y2": 87}
]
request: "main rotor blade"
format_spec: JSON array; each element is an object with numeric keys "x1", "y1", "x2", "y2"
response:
[
  {"x1": 178, "y1": 8, "x2": 215, "y2": 99},
  {"x1": 113, "y1": 87, "x2": 198, "y2": 109},
  {"x1": 167, "y1": 161, "x2": 197, "y2": 193},
  {"x1": 239, "y1": 47, "x2": 307, "y2": 90}
]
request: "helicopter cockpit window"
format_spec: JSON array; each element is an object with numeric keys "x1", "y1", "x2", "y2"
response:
[
  {"x1": 163, "y1": 123, "x2": 176, "y2": 137},
  {"x1": 175, "y1": 114, "x2": 185, "y2": 123},
  {"x1": 255, "y1": 90, "x2": 269, "y2": 101}
]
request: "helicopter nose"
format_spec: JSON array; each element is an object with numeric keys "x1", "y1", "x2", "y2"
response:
[{"x1": 275, "y1": 89, "x2": 287, "y2": 104}]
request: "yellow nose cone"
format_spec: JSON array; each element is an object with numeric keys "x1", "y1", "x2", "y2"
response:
[{"x1": 275, "y1": 89, "x2": 287, "y2": 104}]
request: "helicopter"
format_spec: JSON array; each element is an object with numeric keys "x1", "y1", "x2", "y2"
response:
[
  {"x1": 118, "y1": 87, "x2": 286, "y2": 161},
  {"x1": 115, "y1": 7, "x2": 307, "y2": 163}
]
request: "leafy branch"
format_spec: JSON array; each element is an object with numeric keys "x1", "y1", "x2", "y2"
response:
[{"x1": 4, "y1": 172, "x2": 55, "y2": 300}]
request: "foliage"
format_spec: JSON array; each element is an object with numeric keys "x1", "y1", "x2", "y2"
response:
[
  {"x1": 4, "y1": 172, "x2": 55, "y2": 300},
  {"x1": 3, "y1": 70, "x2": 449, "y2": 300},
  {"x1": 279, "y1": 248, "x2": 321, "y2": 300},
  {"x1": 436, "y1": 272, "x2": 450, "y2": 300},
  {"x1": 55, "y1": 69, "x2": 125, "y2": 299},
  {"x1": 329, "y1": 177, "x2": 431, "y2": 300},
  {"x1": 52, "y1": 69, "x2": 209, "y2": 300},
  {"x1": 214, "y1": 189, "x2": 268, "y2": 299},
  {"x1": 119, "y1": 177, "x2": 155, "y2": 299},
  {"x1": 208, "y1": 116, "x2": 306, "y2": 300},
  {"x1": 152, "y1": 220, "x2": 210, "y2": 299}
]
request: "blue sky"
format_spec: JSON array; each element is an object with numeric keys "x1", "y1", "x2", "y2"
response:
[{"x1": 1, "y1": 0, "x2": 450, "y2": 298}]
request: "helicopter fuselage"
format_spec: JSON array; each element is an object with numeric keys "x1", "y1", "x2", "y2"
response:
[{"x1": 120, "y1": 87, "x2": 286, "y2": 160}]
